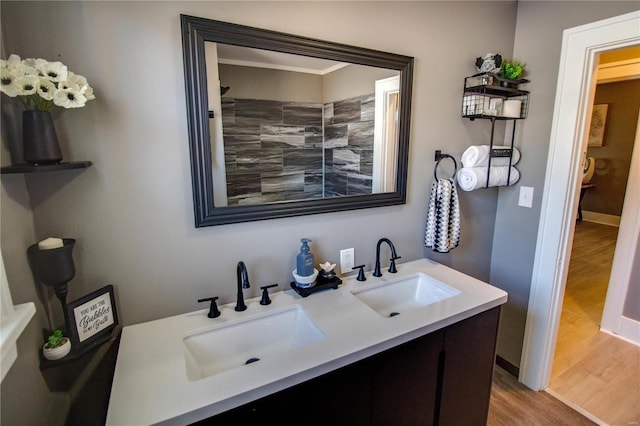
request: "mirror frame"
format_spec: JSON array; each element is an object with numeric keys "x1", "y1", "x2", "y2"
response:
[{"x1": 181, "y1": 14, "x2": 414, "y2": 227}]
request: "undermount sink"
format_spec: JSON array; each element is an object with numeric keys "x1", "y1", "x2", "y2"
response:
[
  {"x1": 183, "y1": 305, "x2": 325, "y2": 381},
  {"x1": 351, "y1": 273, "x2": 461, "y2": 318}
]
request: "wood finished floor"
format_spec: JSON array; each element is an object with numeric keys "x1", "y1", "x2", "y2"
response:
[
  {"x1": 549, "y1": 221, "x2": 640, "y2": 425},
  {"x1": 488, "y1": 365, "x2": 595, "y2": 425}
]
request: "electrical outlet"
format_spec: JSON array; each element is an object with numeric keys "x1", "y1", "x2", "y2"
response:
[
  {"x1": 340, "y1": 248, "x2": 355, "y2": 274},
  {"x1": 519, "y1": 186, "x2": 534, "y2": 208}
]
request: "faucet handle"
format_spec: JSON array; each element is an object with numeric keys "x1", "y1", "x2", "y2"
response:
[
  {"x1": 388, "y1": 256, "x2": 401, "y2": 274},
  {"x1": 259, "y1": 284, "x2": 278, "y2": 305},
  {"x1": 352, "y1": 265, "x2": 367, "y2": 281},
  {"x1": 198, "y1": 296, "x2": 221, "y2": 318}
]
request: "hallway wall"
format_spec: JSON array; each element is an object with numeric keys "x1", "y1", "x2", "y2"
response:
[
  {"x1": 584, "y1": 79, "x2": 640, "y2": 216},
  {"x1": 489, "y1": 2, "x2": 640, "y2": 368}
]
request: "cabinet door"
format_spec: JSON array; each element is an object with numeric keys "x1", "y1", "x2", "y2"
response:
[
  {"x1": 371, "y1": 330, "x2": 443, "y2": 425},
  {"x1": 201, "y1": 359, "x2": 373, "y2": 425},
  {"x1": 439, "y1": 307, "x2": 501, "y2": 426}
]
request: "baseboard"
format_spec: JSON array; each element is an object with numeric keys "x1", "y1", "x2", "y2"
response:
[
  {"x1": 582, "y1": 210, "x2": 621, "y2": 227},
  {"x1": 601, "y1": 317, "x2": 640, "y2": 347},
  {"x1": 495, "y1": 355, "x2": 519, "y2": 377},
  {"x1": 544, "y1": 388, "x2": 607, "y2": 426}
]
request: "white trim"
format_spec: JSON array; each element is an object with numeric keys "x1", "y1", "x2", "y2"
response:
[
  {"x1": 544, "y1": 388, "x2": 607, "y2": 426},
  {"x1": 373, "y1": 76, "x2": 400, "y2": 193},
  {"x1": 581, "y1": 210, "x2": 621, "y2": 227},
  {"x1": 601, "y1": 110, "x2": 640, "y2": 344},
  {"x1": 602, "y1": 323, "x2": 640, "y2": 348},
  {"x1": 597, "y1": 58, "x2": 640, "y2": 83},
  {"x1": 217, "y1": 58, "x2": 349, "y2": 76},
  {"x1": 520, "y1": 11, "x2": 640, "y2": 391},
  {"x1": 0, "y1": 251, "x2": 36, "y2": 382}
]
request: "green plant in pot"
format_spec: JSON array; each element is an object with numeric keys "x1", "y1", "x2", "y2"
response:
[
  {"x1": 498, "y1": 60, "x2": 524, "y2": 81},
  {"x1": 43, "y1": 329, "x2": 71, "y2": 361}
]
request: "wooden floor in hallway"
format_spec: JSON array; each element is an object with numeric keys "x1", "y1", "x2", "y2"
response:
[
  {"x1": 488, "y1": 365, "x2": 595, "y2": 425},
  {"x1": 549, "y1": 221, "x2": 640, "y2": 425}
]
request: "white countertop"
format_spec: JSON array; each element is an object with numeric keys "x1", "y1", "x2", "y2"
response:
[{"x1": 106, "y1": 258, "x2": 507, "y2": 425}]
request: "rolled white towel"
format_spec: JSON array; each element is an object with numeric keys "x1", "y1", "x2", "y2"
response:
[
  {"x1": 457, "y1": 166, "x2": 520, "y2": 191},
  {"x1": 461, "y1": 145, "x2": 521, "y2": 167}
]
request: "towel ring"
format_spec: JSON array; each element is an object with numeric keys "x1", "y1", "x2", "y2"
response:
[{"x1": 434, "y1": 150, "x2": 458, "y2": 180}]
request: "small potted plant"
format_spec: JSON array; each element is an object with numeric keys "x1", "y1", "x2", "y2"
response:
[
  {"x1": 497, "y1": 60, "x2": 526, "y2": 87},
  {"x1": 42, "y1": 329, "x2": 71, "y2": 361}
]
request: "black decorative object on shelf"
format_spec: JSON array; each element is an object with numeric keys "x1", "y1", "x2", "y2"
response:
[
  {"x1": 1, "y1": 161, "x2": 92, "y2": 174},
  {"x1": 28, "y1": 239, "x2": 76, "y2": 335},
  {"x1": 290, "y1": 275, "x2": 342, "y2": 298},
  {"x1": 23, "y1": 111, "x2": 62, "y2": 165}
]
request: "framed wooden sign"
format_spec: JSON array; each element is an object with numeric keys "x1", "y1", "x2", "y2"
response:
[{"x1": 67, "y1": 285, "x2": 118, "y2": 347}]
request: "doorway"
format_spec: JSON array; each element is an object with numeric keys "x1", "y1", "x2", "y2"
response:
[{"x1": 519, "y1": 10, "x2": 640, "y2": 394}]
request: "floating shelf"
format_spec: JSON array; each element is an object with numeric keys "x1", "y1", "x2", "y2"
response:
[
  {"x1": 461, "y1": 73, "x2": 529, "y2": 120},
  {"x1": 1, "y1": 161, "x2": 92, "y2": 174}
]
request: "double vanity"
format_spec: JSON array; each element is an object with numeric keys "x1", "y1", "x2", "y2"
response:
[{"x1": 106, "y1": 258, "x2": 507, "y2": 425}]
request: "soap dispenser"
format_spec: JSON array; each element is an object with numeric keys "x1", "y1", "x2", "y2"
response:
[{"x1": 296, "y1": 238, "x2": 315, "y2": 277}]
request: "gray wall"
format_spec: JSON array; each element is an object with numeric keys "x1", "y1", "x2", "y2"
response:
[
  {"x1": 1, "y1": 0, "x2": 516, "y2": 328},
  {"x1": 218, "y1": 64, "x2": 323, "y2": 102},
  {"x1": 584, "y1": 80, "x2": 640, "y2": 216},
  {"x1": 3, "y1": 2, "x2": 638, "y2": 423},
  {"x1": 0, "y1": 109, "x2": 68, "y2": 422},
  {"x1": 489, "y1": 1, "x2": 640, "y2": 367},
  {"x1": 322, "y1": 64, "x2": 398, "y2": 103}
]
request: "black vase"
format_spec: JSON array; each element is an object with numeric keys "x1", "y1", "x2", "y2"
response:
[{"x1": 23, "y1": 110, "x2": 62, "y2": 165}]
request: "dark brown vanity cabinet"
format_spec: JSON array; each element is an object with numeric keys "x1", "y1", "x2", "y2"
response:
[{"x1": 199, "y1": 307, "x2": 501, "y2": 425}]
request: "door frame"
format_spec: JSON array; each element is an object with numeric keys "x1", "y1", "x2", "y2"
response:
[
  {"x1": 519, "y1": 10, "x2": 640, "y2": 391},
  {"x1": 601, "y1": 110, "x2": 640, "y2": 343}
]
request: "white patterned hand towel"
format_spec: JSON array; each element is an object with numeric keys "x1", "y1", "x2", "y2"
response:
[
  {"x1": 457, "y1": 166, "x2": 520, "y2": 191},
  {"x1": 425, "y1": 178, "x2": 460, "y2": 253},
  {"x1": 461, "y1": 145, "x2": 520, "y2": 167}
]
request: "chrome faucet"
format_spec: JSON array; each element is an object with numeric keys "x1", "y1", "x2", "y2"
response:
[
  {"x1": 373, "y1": 238, "x2": 401, "y2": 277},
  {"x1": 235, "y1": 261, "x2": 250, "y2": 311}
]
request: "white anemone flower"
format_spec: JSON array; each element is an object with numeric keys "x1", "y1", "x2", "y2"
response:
[
  {"x1": 83, "y1": 84, "x2": 95, "y2": 101},
  {"x1": 53, "y1": 87, "x2": 87, "y2": 108},
  {"x1": 6, "y1": 54, "x2": 23, "y2": 70},
  {"x1": 0, "y1": 66, "x2": 21, "y2": 97},
  {"x1": 2, "y1": 54, "x2": 94, "y2": 110},
  {"x1": 37, "y1": 78, "x2": 56, "y2": 100},
  {"x1": 67, "y1": 72, "x2": 87, "y2": 89},
  {"x1": 16, "y1": 75, "x2": 39, "y2": 95},
  {"x1": 37, "y1": 60, "x2": 68, "y2": 83}
]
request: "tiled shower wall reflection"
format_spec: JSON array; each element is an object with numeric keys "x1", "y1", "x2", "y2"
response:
[{"x1": 221, "y1": 94, "x2": 374, "y2": 205}]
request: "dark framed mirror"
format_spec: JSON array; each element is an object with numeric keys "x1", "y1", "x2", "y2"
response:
[{"x1": 181, "y1": 15, "x2": 413, "y2": 227}]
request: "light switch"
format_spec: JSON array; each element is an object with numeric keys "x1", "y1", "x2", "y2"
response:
[{"x1": 519, "y1": 186, "x2": 534, "y2": 208}]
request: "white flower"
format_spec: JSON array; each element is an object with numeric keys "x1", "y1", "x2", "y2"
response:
[
  {"x1": 53, "y1": 87, "x2": 87, "y2": 108},
  {"x1": 63, "y1": 72, "x2": 95, "y2": 100},
  {"x1": 83, "y1": 84, "x2": 95, "y2": 101},
  {"x1": 319, "y1": 261, "x2": 336, "y2": 273},
  {"x1": 1, "y1": 54, "x2": 94, "y2": 111},
  {"x1": 37, "y1": 60, "x2": 68, "y2": 83},
  {"x1": 6, "y1": 54, "x2": 23, "y2": 70},
  {"x1": 15, "y1": 75, "x2": 39, "y2": 95},
  {"x1": 0, "y1": 66, "x2": 21, "y2": 97},
  {"x1": 37, "y1": 78, "x2": 56, "y2": 100},
  {"x1": 66, "y1": 72, "x2": 87, "y2": 89}
]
